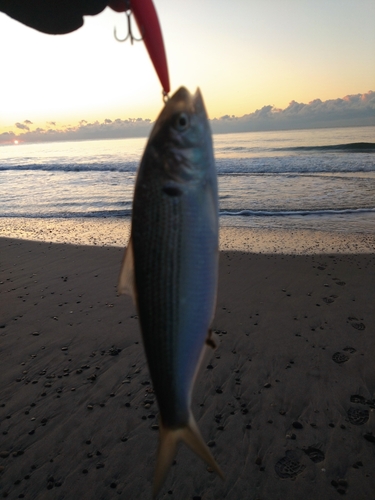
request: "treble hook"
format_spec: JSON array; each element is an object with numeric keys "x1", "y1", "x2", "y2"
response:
[{"x1": 114, "y1": 7, "x2": 143, "y2": 44}]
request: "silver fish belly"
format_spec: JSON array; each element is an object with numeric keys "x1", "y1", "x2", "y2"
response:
[{"x1": 119, "y1": 86, "x2": 222, "y2": 495}]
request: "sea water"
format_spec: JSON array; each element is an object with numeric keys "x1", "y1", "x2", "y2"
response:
[{"x1": 0, "y1": 126, "x2": 374, "y2": 235}]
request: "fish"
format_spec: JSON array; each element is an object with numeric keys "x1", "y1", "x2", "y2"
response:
[{"x1": 119, "y1": 86, "x2": 223, "y2": 495}]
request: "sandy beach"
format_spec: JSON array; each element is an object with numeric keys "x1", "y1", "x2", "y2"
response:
[{"x1": 1, "y1": 235, "x2": 374, "y2": 499}]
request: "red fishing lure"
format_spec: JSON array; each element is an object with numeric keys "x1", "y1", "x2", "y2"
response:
[{"x1": 109, "y1": 0, "x2": 170, "y2": 94}]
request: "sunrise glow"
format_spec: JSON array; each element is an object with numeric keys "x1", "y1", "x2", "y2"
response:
[{"x1": 0, "y1": 0, "x2": 374, "y2": 144}]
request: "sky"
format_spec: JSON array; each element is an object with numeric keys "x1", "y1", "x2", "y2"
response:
[{"x1": 0, "y1": 0, "x2": 374, "y2": 144}]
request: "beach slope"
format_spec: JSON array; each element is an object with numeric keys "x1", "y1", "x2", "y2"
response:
[{"x1": 0, "y1": 238, "x2": 374, "y2": 499}]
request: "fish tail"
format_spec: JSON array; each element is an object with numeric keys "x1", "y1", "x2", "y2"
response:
[{"x1": 153, "y1": 414, "x2": 224, "y2": 497}]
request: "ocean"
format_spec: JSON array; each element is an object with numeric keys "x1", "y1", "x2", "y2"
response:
[{"x1": 1, "y1": 126, "x2": 374, "y2": 237}]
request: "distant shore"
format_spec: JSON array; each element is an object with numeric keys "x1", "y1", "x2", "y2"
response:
[{"x1": 0, "y1": 237, "x2": 374, "y2": 499}]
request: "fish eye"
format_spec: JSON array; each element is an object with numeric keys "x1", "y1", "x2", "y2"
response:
[{"x1": 174, "y1": 112, "x2": 189, "y2": 131}]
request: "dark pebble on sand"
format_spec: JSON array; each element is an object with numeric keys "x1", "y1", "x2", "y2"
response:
[
  {"x1": 151, "y1": 424, "x2": 159, "y2": 430},
  {"x1": 110, "y1": 482, "x2": 117, "y2": 489},
  {"x1": 207, "y1": 441, "x2": 216, "y2": 447},
  {"x1": 292, "y1": 421, "x2": 303, "y2": 429},
  {"x1": 364, "y1": 433, "x2": 375, "y2": 443},
  {"x1": 82, "y1": 469, "x2": 88, "y2": 474},
  {"x1": 215, "y1": 388, "x2": 223, "y2": 394}
]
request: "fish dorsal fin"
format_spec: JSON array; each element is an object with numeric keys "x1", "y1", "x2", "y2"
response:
[{"x1": 118, "y1": 236, "x2": 136, "y2": 300}]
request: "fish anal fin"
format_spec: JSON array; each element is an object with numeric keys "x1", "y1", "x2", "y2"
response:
[
  {"x1": 118, "y1": 236, "x2": 136, "y2": 300},
  {"x1": 153, "y1": 414, "x2": 223, "y2": 497},
  {"x1": 205, "y1": 328, "x2": 217, "y2": 349}
]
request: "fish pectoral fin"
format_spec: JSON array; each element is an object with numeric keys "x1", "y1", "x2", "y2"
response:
[
  {"x1": 153, "y1": 414, "x2": 224, "y2": 497},
  {"x1": 118, "y1": 236, "x2": 136, "y2": 300},
  {"x1": 205, "y1": 328, "x2": 217, "y2": 349}
]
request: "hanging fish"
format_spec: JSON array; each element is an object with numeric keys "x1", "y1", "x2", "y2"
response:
[{"x1": 119, "y1": 86, "x2": 222, "y2": 495}]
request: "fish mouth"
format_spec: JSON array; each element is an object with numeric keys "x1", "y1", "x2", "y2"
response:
[
  {"x1": 167, "y1": 87, "x2": 206, "y2": 116},
  {"x1": 148, "y1": 86, "x2": 208, "y2": 142}
]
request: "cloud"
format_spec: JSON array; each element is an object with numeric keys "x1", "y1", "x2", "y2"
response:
[
  {"x1": 0, "y1": 131, "x2": 16, "y2": 142},
  {"x1": 1, "y1": 117, "x2": 153, "y2": 144},
  {"x1": 2, "y1": 91, "x2": 374, "y2": 145},
  {"x1": 210, "y1": 91, "x2": 375, "y2": 133},
  {"x1": 15, "y1": 122, "x2": 30, "y2": 131}
]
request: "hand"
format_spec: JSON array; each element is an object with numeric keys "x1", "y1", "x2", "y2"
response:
[{"x1": 0, "y1": 0, "x2": 109, "y2": 34}]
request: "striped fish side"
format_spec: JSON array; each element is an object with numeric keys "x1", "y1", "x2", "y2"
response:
[{"x1": 132, "y1": 181, "x2": 190, "y2": 427}]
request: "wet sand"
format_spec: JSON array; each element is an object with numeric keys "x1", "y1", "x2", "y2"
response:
[
  {"x1": 1, "y1": 237, "x2": 375, "y2": 499},
  {"x1": 1, "y1": 216, "x2": 375, "y2": 253}
]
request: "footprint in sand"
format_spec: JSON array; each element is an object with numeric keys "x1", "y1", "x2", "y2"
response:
[
  {"x1": 303, "y1": 447, "x2": 325, "y2": 463},
  {"x1": 350, "y1": 394, "x2": 375, "y2": 409},
  {"x1": 351, "y1": 322, "x2": 365, "y2": 331},
  {"x1": 350, "y1": 395, "x2": 367, "y2": 405},
  {"x1": 332, "y1": 352, "x2": 349, "y2": 364},
  {"x1": 275, "y1": 453, "x2": 306, "y2": 479},
  {"x1": 347, "y1": 407, "x2": 369, "y2": 425}
]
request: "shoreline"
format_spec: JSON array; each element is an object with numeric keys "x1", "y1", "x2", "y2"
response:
[
  {"x1": 0, "y1": 237, "x2": 374, "y2": 499},
  {"x1": 1, "y1": 217, "x2": 375, "y2": 254}
]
